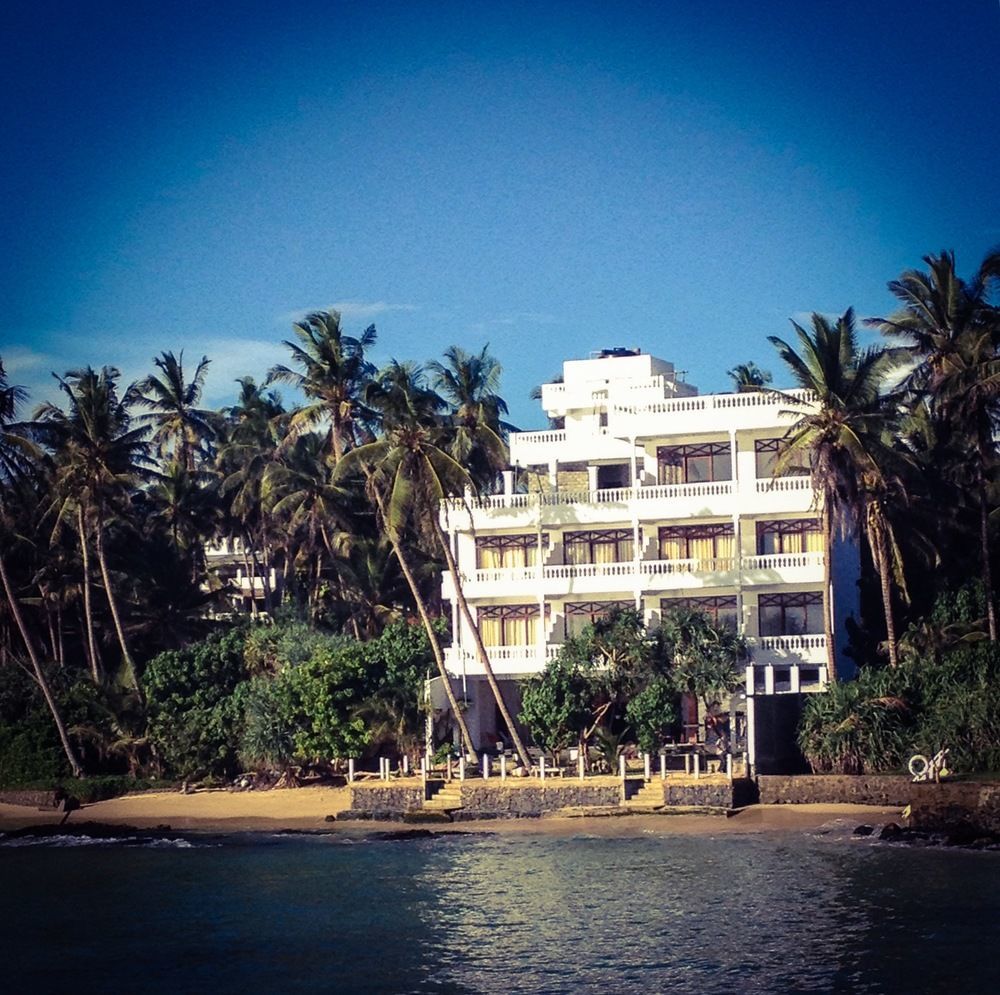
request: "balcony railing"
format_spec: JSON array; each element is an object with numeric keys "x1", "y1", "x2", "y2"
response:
[
  {"x1": 611, "y1": 388, "x2": 816, "y2": 418},
  {"x1": 463, "y1": 552, "x2": 820, "y2": 584}
]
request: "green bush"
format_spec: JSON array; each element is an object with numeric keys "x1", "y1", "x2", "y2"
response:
[{"x1": 143, "y1": 628, "x2": 250, "y2": 779}]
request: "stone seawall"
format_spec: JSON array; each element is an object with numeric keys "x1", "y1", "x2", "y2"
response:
[
  {"x1": 907, "y1": 781, "x2": 1000, "y2": 837},
  {"x1": 346, "y1": 784, "x2": 424, "y2": 817},
  {"x1": 458, "y1": 782, "x2": 621, "y2": 815},
  {"x1": 757, "y1": 775, "x2": 912, "y2": 806},
  {"x1": 0, "y1": 790, "x2": 61, "y2": 809}
]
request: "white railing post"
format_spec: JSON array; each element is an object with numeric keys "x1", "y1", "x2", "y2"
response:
[
  {"x1": 420, "y1": 757, "x2": 427, "y2": 783},
  {"x1": 726, "y1": 754, "x2": 733, "y2": 780},
  {"x1": 644, "y1": 752, "x2": 651, "y2": 782},
  {"x1": 459, "y1": 756, "x2": 466, "y2": 782},
  {"x1": 483, "y1": 754, "x2": 490, "y2": 779},
  {"x1": 348, "y1": 758, "x2": 355, "y2": 783},
  {"x1": 402, "y1": 755, "x2": 409, "y2": 776},
  {"x1": 500, "y1": 754, "x2": 507, "y2": 780},
  {"x1": 694, "y1": 754, "x2": 701, "y2": 779},
  {"x1": 660, "y1": 753, "x2": 666, "y2": 781},
  {"x1": 578, "y1": 753, "x2": 585, "y2": 780},
  {"x1": 539, "y1": 757, "x2": 545, "y2": 781}
]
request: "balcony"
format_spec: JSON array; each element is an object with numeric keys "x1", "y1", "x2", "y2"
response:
[
  {"x1": 440, "y1": 551, "x2": 823, "y2": 600},
  {"x1": 609, "y1": 388, "x2": 816, "y2": 438},
  {"x1": 752, "y1": 634, "x2": 828, "y2": 669},
  {"x1": 746, "y1": 653, "x2": 828, "y2": 695},
  {"x1": 509, "y1": 426, "x2": 642, "y2": 467},
  {"x1": 444, "y1": 644, "x2": 560, "y2": 677},
  {"x1": 442, "y1": 479, "x2": 742, "y2": 530}
]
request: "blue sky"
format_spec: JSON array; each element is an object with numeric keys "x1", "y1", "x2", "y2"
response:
[{"x1": 2, "y1": 0, "x2": 998, "y2": 429}]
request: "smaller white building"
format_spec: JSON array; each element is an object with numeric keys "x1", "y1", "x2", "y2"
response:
[{"x1": 438, "y1": 348, "x2": 859, "y2": 767}]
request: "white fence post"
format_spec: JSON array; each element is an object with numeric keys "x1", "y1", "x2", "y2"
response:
[
  {"x1": 660, "y1": 753, "x2": 666, "y2": 781},
  {"x1": 348, "y1": 758, "x2": 355, "y2": 783},
  {"x1": 644, "y1": 752, "x2": 651, "y2": 782},
  {"x1": 459, "y1": 756, "x2": 466, "y2": 782},
  {"x1": 402, "y1": 755, "x2": 409, "y2": 776},
  {"x1": 578, "y1": 754, "x2": 585, "y2": 780},
  {"x1": 694, "y1": 753, "x2": 701, "y2": 779},
  {"x1": 500, "y1": 754, "x2": 507, "y2": 781},
  {"x1": 483, "y1": 754, "x2": 491, "y2": 779}
]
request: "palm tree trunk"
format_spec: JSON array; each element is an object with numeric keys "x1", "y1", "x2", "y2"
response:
[
  {"x1": 0, "y1": 552, "x2": 84, "y2": 777},
  {"x1": 369, "y1": 490, "x2": 477, "y2": 758},
  {"x1": 431, "y1": 517, "x2": 533, "y2": 770},
  {"x1": 874, "y1": 527, "x2": 898, "y2": 667},
  {"x1": 821, "y1": 498, "x2": 837, "y2": 682},
  {"x1": 978, "y1": 460, "x2": 997, "y2": 641},
  {"x1": 77, "y1": 505, "x2": 100, "y2": 682},
  {"x1": 94, "y1": 523, "x2": 142, "y2": 699}
]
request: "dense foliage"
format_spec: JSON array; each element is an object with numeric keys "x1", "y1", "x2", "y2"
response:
[{"x1": 521, "y1": 607, "x2": 745, "y2": 763}]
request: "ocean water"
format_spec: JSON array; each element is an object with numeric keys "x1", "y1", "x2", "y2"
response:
[{"x1": 2, "y1": 826, "x2": 998, "y2": 994}]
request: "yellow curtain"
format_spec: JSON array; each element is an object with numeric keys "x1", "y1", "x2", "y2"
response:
[
  {"x1": 805, "y1": 529, "x2": 823, "y2": 553},
  {"x1": 690, "y1": 536, "x2": 715, "y2": 561},
  {"x1": 480, "y1": 616, "x2": 502, "y2": 646},
  {"x1": 478, "y1": 546, "x2": 502, "y2": 569},
  {"x1": 660, "y1": 536, "x2": 683, "y2": 560},
  {"x1": 500, "y1": 545, "x2": 527, "y2": 568},
  {"x1": 565, "y1": 540, "x2": 586, "y2": 565},
  {"x1": 593, "y1": 541, "x2": 616, "y2": 564},
  {"x1": 715, "y1": 533, "x2": 734, "y2": 558},
  {"x1": 783, "y1": 532, "x2": 804, "y2": 554}
]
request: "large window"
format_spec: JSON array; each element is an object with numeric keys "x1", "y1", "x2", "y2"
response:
[
  {"x1": 476, "y1": 534, "x2": 548, "y2": 569},
  {"x1": 658, "y1": 524, "x2": 734, "y2": 561},
  {"x1": 661, "y1": 596, "x2": 738, "y2": 631},
  {"x1": 758, "y1": 592, "x2": 823, "y2": 636},
  {"x1": 479, "y1": 604, "x2": 548, "y2": 646},
  {"x1": 755, "y1": 437, "x2": 808, "y2": 478},
  {"x1": 564, "y1": 529, "x2": 635, "y2": 564},
  {"x1": 564, "y1": 600, "x2": 631, "y2": 639},
  {"x1": 756, "y1": 519, "x2": 822, "y2": 555},
  {"x1": 657, "y1": 442, "x2": 731, "y2": 485}
]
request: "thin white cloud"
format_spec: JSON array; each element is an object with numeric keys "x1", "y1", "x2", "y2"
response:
[
  {"x1": 2, "y1": 344, "x2": 54, "y2": 375},
  {"x1": 277, "y1": 300, "x2": 419, "y2": 325}
]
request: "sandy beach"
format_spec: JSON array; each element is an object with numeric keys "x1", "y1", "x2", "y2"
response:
[{"x1": 0, "y1": 787, "x2": 902, "y2": 837}]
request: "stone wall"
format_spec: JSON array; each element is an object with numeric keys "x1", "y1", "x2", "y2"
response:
[
  {"x1": 907, "y1": 781, "x2": 1000, "y2": 837},
  {"x1": 757, "y1": 774, "x2": 912, "y2": 806},
  {"x1": 0, "y1": 790, "x2": 62, "y2": 809},
  {"x1": 348, "y1": 784, "x2": 424, "y2": 814},
  {"x1": 458, "y1": 782, "x2": 621, "y2": 815},
  {"x1": 663, "y1": 780, "x2": 752, "y2": 808}
]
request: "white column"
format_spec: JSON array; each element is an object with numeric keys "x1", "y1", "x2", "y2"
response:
[
  {"x1": 587, "y1": 464, "x2": 599, "y2": 492},
  {"x1": 790, "y1": 665, "x2": 801, "y2": 694},
  {"x1": 502, "y1": 469, "x2": 514, "y2": 495},
  {"x1": 765, "y1": 665, "x2": 775, "y2": 696}
]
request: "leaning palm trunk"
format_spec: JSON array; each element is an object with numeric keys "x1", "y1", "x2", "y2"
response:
[
  {"x1": 874, "y1": 527, "x2": 899, "y2": 668},
  {"x1": 977, "y1": 457, "x2": 997, "y2": 642},
  {"x1": 369, "y1": 489, "x2": 477, "y2": 759},
  {"x1": 821, "y1": 498, "x2": 837, "y2": 682},
  {"x1": 431, "y1": 517, "x2": 533, "y2": 770},
  {"x1": 94, "y1": 523, "x2": 142, "y2": 699},
  {"x1": 0, "y1": 552, "x2": 84, "y2": 777},
  {"x1": 77, "y1": 505, "x2": 100, "y2": 682}
]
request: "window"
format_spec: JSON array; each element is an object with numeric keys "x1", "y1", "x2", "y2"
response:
[
  {"x1": 476, "y1": 534, "x2": 548, "y2": 569},
  {"x1": 657, "y1": 442, "x2": 731, "y2": 485},
  {"x1": 758, "y1": 592, "x2": 823, "y2": 636},
  {"x1": 755, "y1": 437, "x2": 806, "y2": 478},
  {"x1": 564, "y1": 529, "x2": 635, "y2": 564},
  {"x1": 661, "y1": 596, "x2": 738, "y2": 631},
  {"x1": 564, "y1": 600, "x2": 631, "y2": 639},
  {"x1": 658, "y1": 524, "x2": 734, "y2": 561},
  {"x1": 478, "y1": 604, "x2": 548, "y2": 646},
  {"x1": 756, "y1": 519, "x2": 823, "y2": 555}
]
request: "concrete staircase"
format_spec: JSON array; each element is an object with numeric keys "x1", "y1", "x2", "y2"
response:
[
  {"x1": 422, "y1": 780, "x2": 464, "y2": 813},
  {"x1": 623, "y1": 779, "x2": 664, "y2": 812}
]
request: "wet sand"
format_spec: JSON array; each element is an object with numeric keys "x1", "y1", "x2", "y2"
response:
[{"x1": 0, "y1": 787, "x2": 902, "y2": 837}]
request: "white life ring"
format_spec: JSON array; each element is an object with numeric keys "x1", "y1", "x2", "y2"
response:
[{"x1": 908, "y1": 754, "x2": 929, "y2": 778}]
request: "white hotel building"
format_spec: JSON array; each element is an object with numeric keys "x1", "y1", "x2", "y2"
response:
[{"x1": 439, "y1": 349, "x2": 858, "y2": 767}]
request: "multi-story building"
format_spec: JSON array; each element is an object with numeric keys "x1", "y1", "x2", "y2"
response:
[{"x1": 438, "y1": 348, "x2": 859, "y2": 769}]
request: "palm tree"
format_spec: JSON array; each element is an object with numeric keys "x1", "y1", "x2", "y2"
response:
[
  {"x1": 866, "y1": 249, "x2": 1000, "y2": 640},
  {"x1": 133, "y1": 351, "x2": 217, "y2": 472},
  {"x1": 768, "y1": 309, "x2": 906, "y2": 674},
  {"x1": 429, "y1": 344, "x2": 513, "y2": 489},
  {"x1": 0, "y1": 357, "x2": 84, "y2": 776},
  {"x1": 727, "y1": 361, "x2": 772, "y2": 392},
  {"x1": 35, "y1": 367, "x2": 150, "y2": 691},
  {"x1": 268, "y1": 311, "x2": 377, "y2": 464},
  {"x1": 339, "y1": 362, "x2": 533, "y2": 768}
]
